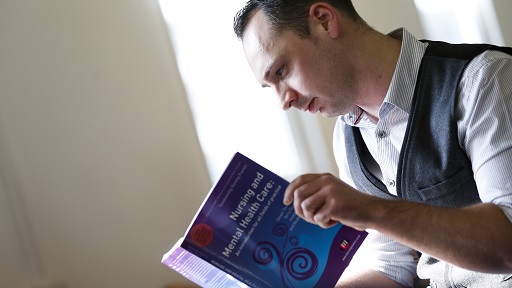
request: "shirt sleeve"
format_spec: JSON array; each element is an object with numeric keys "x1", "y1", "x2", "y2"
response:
[
  {"x1": 333, "y1": 119, "x2": 417, "y2": 287},
  {"x1": 345, "y1": 229, "x2": 418, "y2": 287},
  {"x1": 456, "y1": 50, "x2": 512, "y2": 223}
]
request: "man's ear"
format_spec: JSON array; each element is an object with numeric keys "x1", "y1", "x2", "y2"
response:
[{"x1": 309, "y1": 3, "x2": 340, "y2": 38}]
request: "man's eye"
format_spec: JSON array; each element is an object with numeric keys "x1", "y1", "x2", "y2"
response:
[{"x1": 276, "y1": 66, "x2": 284, "y2": 77}]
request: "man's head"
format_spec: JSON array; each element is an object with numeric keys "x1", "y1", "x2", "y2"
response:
[
  {"x1": 234, "y1": 0, "x2": 365, "y2": 40},
  {"x1": 234, "y1": 1, "x2": 373, "y2": 117}
]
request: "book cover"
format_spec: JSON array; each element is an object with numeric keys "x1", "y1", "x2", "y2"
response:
[{"x1": 162, "y1": 152, "x2": 367, "y2": 288}]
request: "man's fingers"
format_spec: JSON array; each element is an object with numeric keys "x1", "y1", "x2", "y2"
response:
[
  {"x1": 313, "y1": 205, "x2": 339, "y2": 228},
  {"x1": 283, "y1": 174, "x2": 318, "y2": 205},
  {"x1": 301, "y1": 196, "x2": 325, "y2": 223},
  {"x1": 283, "y1": 173, "x2": 345, "y2": 228},
  {"x1": 303, "y1": 192, "x2": 339, "y2": 228},
  {"x1": 291, "y1": 177, "x2": 324, "y2": 218}
]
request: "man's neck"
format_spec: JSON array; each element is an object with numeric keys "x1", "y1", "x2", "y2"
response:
[{"x1": 352, "y1": 31, "x2": 402, "y2": 121}]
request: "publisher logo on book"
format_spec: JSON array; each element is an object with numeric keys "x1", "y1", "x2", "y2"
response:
[
  {"x1": 190, "y1": 223, "x2": 214, "y2": 247},
  {"x1": 339, "y1": 239, "x2": 350, "y2": 251}
]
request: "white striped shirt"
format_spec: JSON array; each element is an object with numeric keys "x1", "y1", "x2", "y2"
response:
[{"x1": 333, "y1": 28, "x2": 512, "y2": 286}]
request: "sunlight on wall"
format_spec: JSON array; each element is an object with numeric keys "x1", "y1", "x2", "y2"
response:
[
  {"x1": 157, "y1": 1, "x2": 302, "y2": 182},
  {"x1": 414, "y1": 0, "x2": 504, "y2": 45}
]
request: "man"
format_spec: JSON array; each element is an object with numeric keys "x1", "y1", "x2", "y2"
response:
[{"x1": 233, "y1": 0, "x2": 512, "y2": 287}]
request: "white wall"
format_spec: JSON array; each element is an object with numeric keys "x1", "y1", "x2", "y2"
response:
[
  {"x1": 0, "y1": 0, "x2": 210, "y2": 287},
  {"x1": 354, "y1": 0, "x2": 425, "y2": 37},
  {"x1": 494, "y1": 0, "x2": 512, "y2": 46}
]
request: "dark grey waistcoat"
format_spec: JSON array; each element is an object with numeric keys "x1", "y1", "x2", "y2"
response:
[{"x1": 344, "y1": 41, "x2": 512, "y2": 287}]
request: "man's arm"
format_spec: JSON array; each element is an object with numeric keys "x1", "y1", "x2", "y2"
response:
[
  {"x1": 283, "y1": 173, "x2": 512, "y2": 273},
  {"x1": 373, "y1": 197, "x2": 512, "y2": 272},
  {"x1": 337, "y1": 268, "x2": 406, "y2": 288}
]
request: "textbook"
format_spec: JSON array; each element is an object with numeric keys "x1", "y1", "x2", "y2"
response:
[{"x1": 161, "y1": 152, "x2": 367, "y2": 288}]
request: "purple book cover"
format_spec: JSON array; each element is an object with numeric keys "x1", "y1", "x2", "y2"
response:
[{"x1": 165, "y1": 152, "x2": 367, "y2": 288}]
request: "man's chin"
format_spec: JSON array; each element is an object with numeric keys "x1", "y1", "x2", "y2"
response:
[{"x1": 319, "y1": 109, "x2": 341, "y2": 118}]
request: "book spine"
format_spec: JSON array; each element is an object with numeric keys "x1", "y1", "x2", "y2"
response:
[{"x1": 162, "y1": 243, "x2": 250, "y2": 288}]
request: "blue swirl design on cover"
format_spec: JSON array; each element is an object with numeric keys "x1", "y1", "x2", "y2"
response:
[{"x1": 252, "y1": 223, "x2": 318, "y2": 287}]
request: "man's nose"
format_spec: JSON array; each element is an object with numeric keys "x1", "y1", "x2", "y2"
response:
[{"x1": 276, "y1": 87, "x2": 297, "y2": 111}]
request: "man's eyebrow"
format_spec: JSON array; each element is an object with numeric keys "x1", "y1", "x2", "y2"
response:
[
  {"x1": 261, "y1": 60, "x2": 276, "y2": 88},
  {"x1": 263, "y1": 61, "x2": 276, "y2": 81}
]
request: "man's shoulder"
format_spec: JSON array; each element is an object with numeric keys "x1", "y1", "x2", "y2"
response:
[
  {"x1": 422, "y1": 40, "x2": 512, "y2": 61},
  {"x1": 464, "y1": 48, "x2": 512, "y2": 79}
]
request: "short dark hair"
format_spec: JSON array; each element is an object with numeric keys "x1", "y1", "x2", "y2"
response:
[{"x1": 233, "y1": 0, "x2": 364, "y2": 40}]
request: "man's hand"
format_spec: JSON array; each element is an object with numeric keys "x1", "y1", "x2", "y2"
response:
[{"x1": 283, "y1": 173, "x2": 376, "y2": 230}]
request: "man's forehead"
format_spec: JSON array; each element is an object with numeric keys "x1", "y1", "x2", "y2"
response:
[
  {"x1": 241, "y1": 10, "x2": 277, "y2": 80},
  {"x1": 242, "y1": 10, "x2": 275, "y2": 53}
]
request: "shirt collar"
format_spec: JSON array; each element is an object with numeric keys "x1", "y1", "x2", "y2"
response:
[
  {"x1": 384, "y1": 28, "x2": 428, "y2": 113},
  {"x1": 341, "y1": 28, "x2": 428, "y2": 126}
]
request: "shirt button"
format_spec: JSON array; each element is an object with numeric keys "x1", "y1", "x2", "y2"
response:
[
  {"x1": 388, "y1": 180, "x2": 396, "y2": 187},
  {"x1": 377, "y1": 131, "x2": 387, "y2": 138}
]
